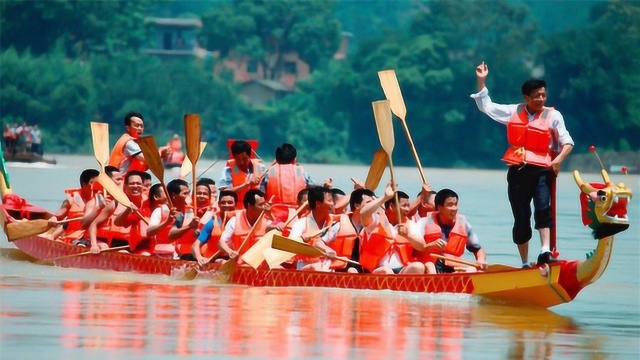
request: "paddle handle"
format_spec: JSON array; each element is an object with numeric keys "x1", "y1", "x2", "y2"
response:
[
  {"x1": 430, "y1": 254, "x2": 479, "y2": 269},
  {"x1": 399, "y1": 120, "x2": 428, "y2": 184},
  {"x1": 56, "y1": 217, "x2": 82, "y2": 225},
  {"x1": 282, "y1": 201, "x2": 309, "y2": 228}
]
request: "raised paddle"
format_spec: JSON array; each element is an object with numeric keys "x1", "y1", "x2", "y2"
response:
[
  {"x1": 137, "y1": 135, "x2": 173, "y2": 208},
  {"x1": 240, "y1": 200, "x2": 309, "y2": 269},
  {"x1": 7, "y1": 217, "x2": 81, "y2": 242},
  {"x1": 96, "y1": 173, "x2": 149, "y2": 225},
  {"x1": 271, "y1": 234, "x2": 361, "y2": 267},
  {"x1": 180, "y1": 141, "x2": 207, "y2": 180},
  {"x1": 216, "y1": 207, "x2": 268, "y2": 282},
  {"x1": 430, "y1": 254, "x2": 517, "y2": 272},
  {"x1": 378, "y1": 70, "x2": 428, "y2": 185},
  {"x1": 364, "y1": 149, "x2": 388, "y2": 191},
  {"x1": 90, "y1": 122, "x2": 110, "y2": 171},
  {"x1": 372, "y1": 100, "x2": 402, "y2": 222},
  {"x1": 37, "y1": 245, "x2": 130, "y2": 265},
  {"x1": 184, "y1": 114, "x2": 202, "y2": 213}
]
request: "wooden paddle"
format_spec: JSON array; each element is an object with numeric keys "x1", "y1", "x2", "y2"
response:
[
  {"x1": 96, "y1": 173, "x2": 149, "y2": 225},
  {"x1": 271, "y1": 234, "x2": 361, "y2": 267},
  {"x1": 184, "y1": 114, "x2": 202, "y2": 213},
  {"x1": 372, "y1": 100, "x2": 402, "y2": 222},
  {"x1": 180, "y1": 141, "x2": 207, "y2": 179},
  {"x1": 241, "y1": 201, "x2": 309, "y2": 269},
  {"x1": 137, "y1": 135, "x2": 173, "y2": 208},
  {"x1": 216, "y1": 209, "x2": 268, "y2": 282},
  {"x1": 7, "y1": 217, "x2": 80, "y2": 242},
  {"x1": 37, "y1": 245, "x2": 130, "y2": 265},
  {"x1": 90, "y1": 122, "x2": 110, "y2": 171},
  {"x1": 378, "y1": 70, "x2": 428, "y2": 185},
  {"x1": 430, "y1": 254, "x2": 517, "y2": 272},
  {"x1": 364, "y1": 149, "x2": 388, "y2": 191},
  {"x1": 263, "y1": 224, "x2": 332, "y2": 269}
]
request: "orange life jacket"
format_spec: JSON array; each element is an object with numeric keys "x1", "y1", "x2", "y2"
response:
[
  {"x1": 63, "y1": 188, "x2": 90, "y2": 233},
  {"x1": 226, "y1": 158, "x2": 263, "y2": 209},
  {"x1": 96, "y1": 209, "x2": 131, "y2": 248},
  {"x1": 266, "y1": 164, "x2": 306, "y2": 206},
  {"x1": 231, "y1": 209, "x2": 268, "y2": 261},
  {"x1": 200, "y1": 212, "x2": 231, "y2": 258},
  {"x1": 152, "y1": 204, "x2": 174, "y2": 245},
  {"x1": 501, "y1": 104, "x2": 554, "y2": 167},
  {"x1": 108, "y1": 133, "x2": 148, "y2": 173},
  {"x1": 296, "y1": 213, "x2": 357, "y2": 269},
  {"x1": 174, "y1": 206, "x2": 214, "y2": 256},
  {"x1": 414, "y1": 212, "x2": 468, "y2": 263},
  {"x1": 359, "y1": 212, "x2": 413, "y2": 272},
  {"x1": 115, "y1": 197, "x2": 151, "y2": 252}
]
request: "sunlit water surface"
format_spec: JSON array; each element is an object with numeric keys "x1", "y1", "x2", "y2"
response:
[{"x1": 1, "y1": 156, "x2": 638, "y2": 359}]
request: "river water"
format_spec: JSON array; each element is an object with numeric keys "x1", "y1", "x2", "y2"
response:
[{"x1": 1, "y1": 155, "x2": 638, "y2": 359}]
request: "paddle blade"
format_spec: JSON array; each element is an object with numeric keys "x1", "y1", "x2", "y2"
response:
[
  {"x1": 90, "y1": 122, "x2": 110, "y2": 170},
  {"x1": 137, "y1": 136, "x2": 165, "y2": 182},
  {"x1": 184, "y1": 114, "x2": 202, "y2": 166},
  {"x1": 6, "y1": 219, "x2": 50, "y2": 242},
  {"x1": 364, "y1": 149, "x2": 388, "y2": 191},
  {"x1": 372, "y1": 100, "x2": 395, "y2": 155},
  {"x1": 97, "y1": 172, "x2": 132, "y2": 208},
  {"x1": 179, "y1": 141, "x2": 207, "y2": 179},
  {"x1": 241, "y1": 229, "x2": 280, "y2": 269},
  {"x1": 378, "y1": 69, "x2": 407, "y2": 121},
  {"x1": 272, "y1": 234, "x2": 324, "y2": 257}
]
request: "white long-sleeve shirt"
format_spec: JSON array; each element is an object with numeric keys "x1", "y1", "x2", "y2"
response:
[{"x1": 470, "y1": 87, "x2": 574, "y2": 148}]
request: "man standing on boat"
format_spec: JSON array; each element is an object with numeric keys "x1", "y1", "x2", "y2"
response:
[
  {"x1": 108, "y1": 111, "x2": 170, "y2": 174},
  {"x1": 471, "y1": 62, "x2": 574, "y2": 267}
]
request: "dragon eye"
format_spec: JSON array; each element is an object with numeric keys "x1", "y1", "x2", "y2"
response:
[{"x1": 597, "y1": 190, "x2": 607, "y2": 202}]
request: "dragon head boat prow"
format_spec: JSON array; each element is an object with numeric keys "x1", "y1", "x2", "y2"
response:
[
  {"x1": 573, "y1": 169, "x2": 632, "y2": 239},
  {"x1": 568, "y1": 168, "x2": 633, "y2": 290}
]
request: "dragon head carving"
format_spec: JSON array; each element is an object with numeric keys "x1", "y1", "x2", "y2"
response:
[{"x1": 574, "y1": 169, "x2": 632, "y2": 239}]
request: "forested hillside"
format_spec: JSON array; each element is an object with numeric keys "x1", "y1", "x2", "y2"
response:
[{"x1": 1, "y1": 0, "x2": 638, "y2": 168}]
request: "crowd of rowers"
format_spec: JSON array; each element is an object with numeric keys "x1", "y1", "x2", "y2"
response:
[
  {"x1": 46, "y1": 141, "x2": 487, "y2": 275},
  {"x1": 41, "y1": 111, "x2": 487, "y2": 274}
]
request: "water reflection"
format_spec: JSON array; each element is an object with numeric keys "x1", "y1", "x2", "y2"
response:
[{"x1": 3, "y1": 279, "x2": 597, "y2": 358}]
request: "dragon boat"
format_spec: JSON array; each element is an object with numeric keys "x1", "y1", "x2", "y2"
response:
[{"x1": 0, "y1": 160, "x2": 631, "y2": 308}]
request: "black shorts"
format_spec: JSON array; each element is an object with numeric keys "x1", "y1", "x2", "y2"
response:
[{"x1": 435, "y1": 259, "x2": 455, "y2": 274}]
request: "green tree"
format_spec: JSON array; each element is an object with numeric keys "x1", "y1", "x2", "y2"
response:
[
  {"x1": 199, "y1": 0, "x2": 341, "y2": 78},
  {"x1": 540, "y1": 0, "x2": 640, "y2": 152},
  {"x1": 0, "y1": 1, "x2": 152, "y2": 57}
]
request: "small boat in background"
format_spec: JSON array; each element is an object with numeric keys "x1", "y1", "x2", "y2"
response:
[{"x1": 3, "y1": 149, "x2": 56, "y2": 165}]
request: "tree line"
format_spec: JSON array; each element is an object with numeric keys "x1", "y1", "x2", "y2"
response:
[{"x1": 1, "y1": 0, "x2": 638, "y2": 168}]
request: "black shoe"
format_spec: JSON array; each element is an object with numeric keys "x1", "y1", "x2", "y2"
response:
[
  {"x1": 537, "y1": 252, "x2": 558, "y2": 265},
  {"x1": 522, "y1": 264, "x2": 532, "y2": 269}
]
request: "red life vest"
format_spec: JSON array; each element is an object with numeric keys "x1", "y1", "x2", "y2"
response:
[
  {"x1": 501, "y1": 104, "x2": 554, "y2": 167},
  {"x1": 359, "y1": 212, "x2": 413, "y2": 272},
  {"x1": 108, "y1": 133, "x2": 148, "y2": 173},
  {"x1": 266, "y1": 164, "x2": 306, "y2": 206},
  {"x1": 296, "y1": 213, "x2": 357, "y2": 269},
  {"x1": 230, "y1": 209, "x2": 268, "y2": 259},
  {"x1": 226, "y1": 158, "x2": 263, "y2": 209},
  {"x1": 414, "y1": 212, "x2": 468, "y2": 263}
]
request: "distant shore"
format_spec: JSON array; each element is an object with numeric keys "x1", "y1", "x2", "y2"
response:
[{"x1": 9, "y1": 150, "x2": 639, "y2": 174}]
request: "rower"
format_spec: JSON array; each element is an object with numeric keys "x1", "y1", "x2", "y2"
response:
[
  {"x1": 108, "y1": 111, "x2": 170, "y2": 174},
  {"x1": 50, "y1": 168, "x2": 100, "y2": 243},
  {"x1": 414, "y1": 188, "x2": 487, "y2": 274},
  {"x1": 218, "y1": 189, "x2": 270, "y2": 264},
  {"x1": 356, "y1": 184, "x2": 425, "y2": 274},
  {"x1": 218, "y1": 140, "x2": 265, "y2": 209},
  {"x1": 192, "y1": 189, "x2": 238, "y2": 266}
]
